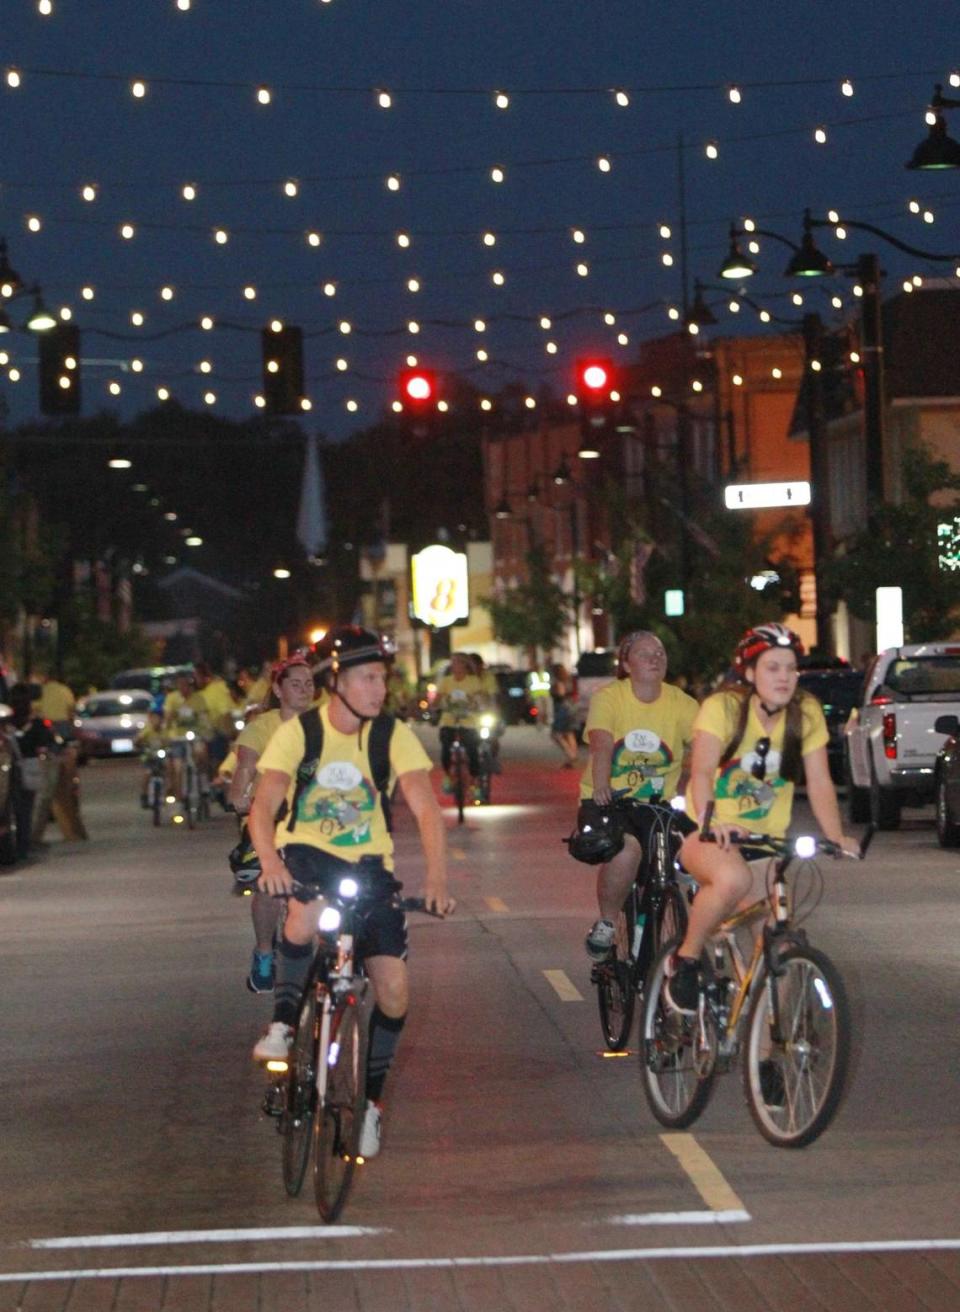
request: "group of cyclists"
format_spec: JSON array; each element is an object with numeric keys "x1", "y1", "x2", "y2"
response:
[{"x1": 138, "y1": 614, "x2": 854, "y2": 1178}]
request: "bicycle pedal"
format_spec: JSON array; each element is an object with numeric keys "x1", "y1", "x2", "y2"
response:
[{"x1": 261, "y1": 1083, "x2": 285, "y2": 1119}]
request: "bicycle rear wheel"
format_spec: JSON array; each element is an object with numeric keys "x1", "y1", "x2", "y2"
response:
[
  {"x1": 640, "y1": 941, "x2": 716, "y2": 1128},
  {"x1": 453, "y1": 749, "x2": 467, "y2": 824},
  {"x1": 596, "y1": 895, "x2": 637, "y2": 1050},
  {"x1": 314, "y1": 993, "x2": 368, "y2": 1222},
  {"x1": 743, "y1": 946, "x2": 850, "y2": 1148},
  {"x1": 282, "y1": 986, "x2": 319, "y2": 1196}
]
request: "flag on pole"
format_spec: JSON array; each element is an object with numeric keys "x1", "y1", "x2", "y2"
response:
[{"x1": 296, "y1": 433, "x2": 328, "y2": 558}]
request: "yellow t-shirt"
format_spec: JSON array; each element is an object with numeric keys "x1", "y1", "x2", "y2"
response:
[
  {"x1": 686, "y1": 691, "x2": 829, "y2": 837},
  {"x1": 163, "y1": 689, "x2": 211, "y2": 740},
  {"x1": 258, "y1": 705, "x2": 431, "y2": 866},
  {"x1": 580, "y1": 679, "x2": 698, "y2": 801},
  {"x1": 199, "y1": 678, "x2": 235, "y2": 735},
  {"x1": 245, "y1": 676, "x2": 270, "y2": 706},
  {"x1": 39, "y1": 681, "x2": 75, "y2": 722},
  {"x1": 437, "y1": 673, "x2": 485, "y2": 728},
  {"x1": 135, "y1": 725, "x2": 166, "y2": 753},
  {"x1": 236, "y1": 708, "x2": 284, "y2": 758}
]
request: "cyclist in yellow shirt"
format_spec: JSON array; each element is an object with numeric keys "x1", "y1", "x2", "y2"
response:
[
  {"x1": 666, "y1": 623, "x2": 857, "y2": 1015},
  {"x1": 228, "y1": 655, "x2": 316, "y2": 993},
  {"x1": 249, "y1": 626, "x2": 454, "y2": 1160},
  {"x1": 436, "y1": 652, "x2": 485, "y2": 798},
  {"x1": 580, "y1": 631, "x2": 698, "y2": 957},
  {"x1": 162, "y1": 671, "x2": 211, "y2": 801}
]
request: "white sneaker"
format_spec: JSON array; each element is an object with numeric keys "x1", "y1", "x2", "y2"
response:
[
  {"x1": 252, "y1": 1021, "x2": 294, "y2": 1062},
  {"x1": 585, "y1": 919, "x2": 616, "y2": 958},
  {"x1": 358, "y1": 1100, "x2": 382, "y2": 1159}
]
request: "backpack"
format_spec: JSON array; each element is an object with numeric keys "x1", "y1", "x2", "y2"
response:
[{"x1": 285, "y1": 709, "x2": 396, "y2": 834}]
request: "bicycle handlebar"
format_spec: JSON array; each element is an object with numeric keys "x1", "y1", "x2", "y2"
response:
[{"x1": 698, "y1": 802, "x2": 873, "y2": 861}]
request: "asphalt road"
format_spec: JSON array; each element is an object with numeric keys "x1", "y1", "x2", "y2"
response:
[{"x1": 2, "y1": 726, "x2": 959, "y2": 1310}]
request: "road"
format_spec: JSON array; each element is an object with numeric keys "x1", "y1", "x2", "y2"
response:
[{"x1": 2, "y1": 725, "x2": 959, "y2": 1310}]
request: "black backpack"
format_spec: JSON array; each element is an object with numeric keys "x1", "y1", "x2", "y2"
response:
[{"x1": 285, "y1": 709, "x2": 396, "y2": 834}]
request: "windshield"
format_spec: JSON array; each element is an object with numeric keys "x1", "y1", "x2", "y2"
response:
[
  {"x1": 798, "y1": 672, "x2": 863, "y2": 714},
  {"x1": 78, "y1": 695, "x2": 152, "y2": 718},
  {"x1": 882, "y1": 657, "x2": 960, "y2": 698}
]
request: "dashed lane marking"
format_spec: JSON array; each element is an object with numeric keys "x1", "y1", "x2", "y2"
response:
[
  {"x1": 660, "y1": 1133, "x2": 747, "y2": 1214},
  {"x1": 450, "y1": 847, "x2": 467, "y2": 861},
  {"x1": 30, "y1": 1226, "x2": 388, "y2": 1249},
  {"x1": 484, "y1": 896, "x2": 509, "y2": 912},
  {"x1": 608, "y1": 1210, "x2": 750, "y2": 1226},
  {"x1": 543, "y1": 969, "x2": 584, "y2": 1001},
  {"x1": 6, "y1": 1238, "x2": 960, "y2": 1281}
]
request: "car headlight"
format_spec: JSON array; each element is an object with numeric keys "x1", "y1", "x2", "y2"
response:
[
  {"x1": 318, "y1": 906, "x2": 342, "y2": 933},
  {"x1": 338, "y1": 876, "x2": 359, "y2": 899}
]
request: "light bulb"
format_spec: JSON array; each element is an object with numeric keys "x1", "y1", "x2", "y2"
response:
[
  {"x1": 659, "y1": 223, "x2": 671, "y2": 239},
  {"x1": 120, "y1": 223, "x2": 135, "y2": 239},
  {"x1": 482, "y1": 231, "x2": 496, "y2": 246},
  {"x1": 474, "y1": 319, "x2": 486, "y2": 332},
  {"x1": 336, "y1": 357, "x2": 348, "y2": 371},
  {"x1": 814, "y1": 127, "x2": 827, "y2": 144},
  {"x1": 306, "y1": 231, "x2": 322, "y2": 247},
  {"x1": 728, "y1": 85, "x2": 742, "y2": 104},
  {"x1": 81, "y1": 286, "x2": 95, "y2": 300},
  {"x1": 256, "y1": 86, "x2": 272, "y2": 105},
  {"x1": 614, "y1": 89, "x2": 629, "y2": 107},
  {"x1": 494, "y1": 91, "x2": 509, "y2": 109},
  {"x1": 6, "y1": 69, "x2": 22, "y2": 88},
  {"x1": 160, "y1": 285, "x2": 174, "y2": 300},
  {"x1": 182, "y1": 183, "x2": 197, "y2": 201},
  {"x1": 323, "y1": 282, "x2": 337, "y2": 296},
  {"x1": 243, "y1": 286, "x2": 257, "y2": 300},
  {"x1": 841, "y1": 78, "x2": 854, "y2": 96},
  {"x1": 491, "y1": 166, "x2": 505, "y2": 183},
  {"x1": 377, "y1": 90, "x2": 392, "y2": 109},
  {"x1": 283, "y1": 179, "x2": 299, "y2": 198},
  {"x1": 346, "y1": 399, "x2": 358, "y2": 412},
  {"x1": 576, "y1": 262, "x2": 589, "y2": 276},
  {"x1": 396, "y1": 232, "x2": 410, "y2": 248},
  {"x1": 597, "y1": 156, "x2": 612, "y2": 172},
  {"x1": 131, "y1": 80, "x2": 147, "y2": 99},
  {"x1": 213, "y1": 228, "x2": 229, "y2": 244},
  {"x1": 81, "y1": 184, "x2": 97, "y2": 202},
  {"x1": 386, "y1": 174, "x2": 401, "y2": 191},
  {"x1": 705, "y1": 141, "x2": 719, "y2": 159},
  {"x1": 492, "y1": 270, "x2": 505, "y2": 286}
]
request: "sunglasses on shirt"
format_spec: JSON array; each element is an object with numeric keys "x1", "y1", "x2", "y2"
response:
[{"x1": 751, "y1": 736, "x2": 771, "y2": 781}]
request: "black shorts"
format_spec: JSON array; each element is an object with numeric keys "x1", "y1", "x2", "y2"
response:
[
  {"x1": 280, "y1": 844, "x2": 408, "y2": 962},
  {"x1": 577, "y1": 797, "x2": 697, "y2": 855}
]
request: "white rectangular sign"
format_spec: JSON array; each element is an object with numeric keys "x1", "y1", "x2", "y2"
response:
[{"x1": 724, "y1": 481, "x2": 811, "y2": 510}]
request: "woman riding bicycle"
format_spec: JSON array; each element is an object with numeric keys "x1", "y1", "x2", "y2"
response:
[{"x1": 666, "y1": 622, "x2": 858, "y2": 1015}]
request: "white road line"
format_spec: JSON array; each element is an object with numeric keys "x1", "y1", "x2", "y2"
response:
[
  {"x1": 543, "y1": 969, "x2": 584, "y2": 1001},
  {"x1": 608, "y1": 1210, "x2": 751, "y2": 1226},
  {"x1": 5, "y1": 1237, "x2": 960, "y2": 1282},
  {"x1": 30, "y1": 1226, "x2": 387, "y2": 1249}
]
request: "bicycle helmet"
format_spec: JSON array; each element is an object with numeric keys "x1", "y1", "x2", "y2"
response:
[
  {"x1": 270, "y1": 652, "x2": 311, "y2": 683},
  {"x1": 733, "y1": 622, "x2": 805, "y2": 677},
  {"x1": 566, "y1": 803, "x2": 625, "y2": 866},
  {"x1": 313, "y1": 625, "x2": 395, "y2": 684}
]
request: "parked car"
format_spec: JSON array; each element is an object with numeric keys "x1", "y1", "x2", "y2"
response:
[
  {"x1": 797, "y1": 665, "x2": 864, "y2": 784},
  {"x1": 110, "y1": 665, "x2": 193, "y2": 696},
  {"x1": 493, "y1": 670, "x2": 539, "y2": 725},
  {"x1": 931, "y1": 713, "x2": 960, "y2": 847},
  {"x1": 572, "y1": 649, "x2": 616, "y2": 732},
  {"x1": 73, "y1": 689, "x2": 153, "y2": 761},
  {"x1": 843, "y1": 642, "x2": 960, "y2": 828}
]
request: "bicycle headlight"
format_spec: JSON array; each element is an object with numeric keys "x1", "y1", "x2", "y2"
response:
[
  {"x1": 669, "y1": 794, "x2": 686, "y2": 811},
  {"x1": 157, "y1": 749, "x2": 166, "y2": 759},
  {"x1": 236, "y1": 719, "x2": 245, "y2": 731},
  {"x1": 479, "y1": 713, "x2": 496, "y2": 729},
  {"x1": 794, "y1": 835, "x2": 816, "y2": 859},
  {"x1": 479, "y1": 726, "x2": 490, "y2": 739},
  {"x1": 338, "y1": 876, "x2": 359, "y2": 899},
  {"x1": 318, "y1": 906, "x2": 341, "y2": 933},
  {"x1": 186, "y1": 731, "x2": 196, "y2": 741}
]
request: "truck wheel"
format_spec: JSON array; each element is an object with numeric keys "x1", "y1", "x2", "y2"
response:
[
  {"x1": 935, "y1": 774, "x2": 960, "y2": 848},
  {"x1": 870, "y1": 766, "x2": 901, "y2": 831},
  {"x1": 844, "y1": 751, "x2": 871, "y2": 824}
]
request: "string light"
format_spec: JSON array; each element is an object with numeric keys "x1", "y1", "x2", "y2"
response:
[
  {"x1": 827, "y1": 209, "x2": 840, "y2": 222},
  {"x1": 335, "y1": 357, "x2": 348, "y2": 371},
  {"x1": 5, "y1": 69, "x2": 21, "y2": 89},
  {"x1": 60, "y1": 307, "x2": 72, "y2": 321},
  {"x1": 476, "y1": 347, "x2": 488, "y2": 361},
  {"x1": 182, "y1": 183, "x2": 198, "y2": 201},
  {"x1": 407, "y1": 320, "x2": 420, "y2": 333},
  {"x1": 8, "y1": 368, "x2": 20, "y2": 382},
  {"x1": 200, "y1": 315, "x2": 214, "y2": 329},
  {"x1": 667, "y1": 307, "x2": 680, "y2": 321},
  {"x1": 659, "y1": 224, "x2": 672, "y2": 239},
  {"x1": 109, "y1": 381, "x2": 121, "y2": 395},
  {"x1": 743, "y1": 218, "x2": 756, "y2": 232},
  {"x1": 617, "y1": 332, "x2": 629, "y2": 345},
  {"x1": 571, "y1": 228, "x2": 586, "y2": 243},
  {"x1": 81, "y1": 286, "x2": 95, "y2": 300},
  {"x1": 705, "y1": 141, "x2": 719, "y2": 159},
  {"x1": 494, "y1": 91, "x2": 510, "y2": 110},
  {"x1": 524, "y1": 396, "x2": 536, "y2": 409},
  {"x1": 810, "y1": 359, "x2": 822, "y2": 371},
  {"x1": 539, "y1": 316, "x2": 551, "y2": 329},
  {"x1": 728, "y1": 300, "x2": 740, "y2": 313},
  {"x1": 490, "y1": 166, "x2": 505, "y2": 183},
  {"x1": 437, "y1": 399, "x2": 449, "y2": 412},
  {"x1": 243, "y1": 285, "x2": 257, "y2": 299},
  {"x1": 131, "y1": 310, "x2": 145, "y2": 326},
  {"x1": 831, "y1": 295, "x2": 843, "y2": 309},
  {"x1": 771, "y1": 366, "x2": 782, "y2": 379},
  {"x1": 841, "y1": 78, "x2": 854, "y2": 97},
  {"x1": 850, "y1": 350, "x2": 861, "y2": 363},
  {"x1": 130, "y1": 358, "x2": 144, "y2": 373},
  {"x1": 176, "y1": 0, "x2": 192, "y2": 10},
  {"x1": 596, "y1": 156, "x2": 612, "y2": 172},
  {"x1": 131, "y1": 80, "x2": 147, "y2": 99},
  {"x1": 323, "y1": 281, "x2": 337, "y2": 296},
  {"x1": 81, "y1": 184, "x2": 98, "y2": 202},
  {"x1": 950, "y1": 71, "x2": 960, "y2": 88},
  {"x1": 603, "y1": 312, "x2": 615, "y2": 325},
  {"x1": 814, "y1": 126, "x2": 827, "y2": 144},
  {"x1": 732, "y1": 373, "x2": 744, "y2": 386},
  {"x1": 474, "y1": 319, "x2": 486, "y2": 332},
  {"x1": 576, "y1": 262, "x2": 589, "y2": 277},
  {"x1": 546, "y1": 341, "x2": 557, "y2": 354},
  {"x1": 661, "y1": 252, "x2": 674, "y2": 266},
  {"x1": 835, "y1": 225, "x2": 847, "y2": 240},
  {"x1": 306, "y1": 231, "x2": 322, "y2": 247},
  {"x1": 346, "y1": 399, "x2": 358, "y2": 412},
  {"x1": 338, "y1": 320, "x2": 352, "y2": 333},
  {"x1": 728, "y1": 85, "x2": 742, "y2": 104},
  {"x1": 377, "y1": 90, "x2": 392, "y2": 109},
  {"x1": 396, "y1": 232, "x2": 411, "y2": 248},
  {"x1": 283, "y1": 179, "x2": 299, "y2": 198},
  {"x1": 391, "y1": 400, "x2": 403, "y2": 413},
  {"x1": 160, "y1": 285, "x2": 175, "y2": 300},
  {"x1": 120, "y1": 222, "x2": 135, "y2": 239},
  {"x1": 650, "y1": 386, "x2": 662, "y2": 397},
  {"x1": 759, "y1": 309, "x2": 771, "y2": 322},
  {"x1": 923, "y1": 209, "x2": 934, "y2": 224},
  {"x1": 792, "y1": 292, "x2": 803, "y2": 306},
  {"x1": 481, "y1": 398, "x2": 493, "y2": 410},
  {"x1": 386, "y1": 174, "x2": 401, "y2": 191},
  {"x1": 491, "y1": 270, "x2": 505, "y2": 286},
  {"x1": 213, "y1": 227, "x2": 229, "y2": 244},
  {"x1": 256, "y1": 86, "x2": 272, "y2": 105},
  {"x1": 204, "y1": 391, "x2": 216, "y2": 405},
  {"x1": 157, "y1": 386, "x2": 171, "y2": 400},
  {"x1": 908, "y1": 199, "x2": 920, "y2": 213},
  {"x1": 614, "y1": 89, "x2": 630, "y2": 107},
  {"x1": 406, "y1": 277, "x2": 421, "y2": 292},
  {"x1": 26, "y1": 215, "x2": 42, "y2": 233}
]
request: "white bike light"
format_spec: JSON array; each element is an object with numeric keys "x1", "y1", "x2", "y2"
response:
[
  {"x1": 157, "y1": 749, "x2": 166, "y2": 759},
  {"x1": 794, "y1": 835, "x2": 816, "y2": 859},
  {"x1": 338, "y1": 876, "x2": 359, "y2": 899},
  {"x1": 186, "y1": 731, "x2": 196, "y2": 741},
  {"x1": 479, "y1": 727, "x2": 490, "y2": 740},
  {"x1": 318, "y1": 906, "x2": 342, "y2": 933},
  {"x1": 669, "y1": 794, "x2": 686, "y2": 811}
]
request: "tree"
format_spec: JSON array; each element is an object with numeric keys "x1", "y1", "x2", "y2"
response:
[
  {"x1": 485, "y1": 546, "x2": 571, "y2": 663},
  {"x1": 59, "y1": 599, "x2": 156, "y2": 694},
  {"x1": 823, "y1": 443, "x2": 960, "y2": 641}
]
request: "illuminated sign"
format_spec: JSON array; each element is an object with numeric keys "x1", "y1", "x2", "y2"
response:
[
  {"x1": 724, "y1": 481, "x2": 811, "y2": 510},
  {"x1": 876, "y1": 586, "x2": 903, "y2": 650},
  {"x1": 411, "y1": 544, "x2": 470, "y2": 627},
  {"x1": 664, "y1": 589, "x2": 685, "y2": 617}
]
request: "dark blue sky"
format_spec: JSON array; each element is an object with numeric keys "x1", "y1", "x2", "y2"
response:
[{"x1": 1, "y1": 0, "x2": 957, "y2": 436}]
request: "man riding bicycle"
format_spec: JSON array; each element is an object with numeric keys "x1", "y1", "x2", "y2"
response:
[
  {"x1": 249, "y1": 625, "x2": 455, "y2": 1159},
  {"x1": 436, "y1": 651, "x2": 486, "y2": 799},
  {"x1": 667, "y1": 622, "x2": 858, "y2": 1015},
  {"x1": 581, "y1": 631, "x2": 698, "y2": 957}
]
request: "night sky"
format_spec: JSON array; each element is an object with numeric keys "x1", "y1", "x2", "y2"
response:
[{"x1": 1, "y1": 0, "x2": 957, "y2": 438}]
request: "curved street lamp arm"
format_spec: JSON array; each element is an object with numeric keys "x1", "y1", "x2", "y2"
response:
[{"x1": 810, "y1": 215, "x2": 960, "y2": 262}]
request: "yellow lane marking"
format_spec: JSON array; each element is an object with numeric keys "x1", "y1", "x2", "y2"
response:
[
  {"x1": 450, "y1": 847, "x2": 467, "y2": 861},
  {"x1": 543, "y1": 969, "x2": 584, "y2": 1002},
  {"x1": 659, "y1": 1133, "x2": 747, "y2": 1214},
  {"x1": 484, "y1": 896, "x2": 509, "y2": 912}
]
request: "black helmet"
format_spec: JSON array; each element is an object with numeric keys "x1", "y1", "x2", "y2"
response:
[
  {"x1": 313, "y1": 626, "x2": 395, "y2": 685},
  {"x1": 228, "y1": 825, "x2": 261, "y2": 882},
  {"x1": 566, "y1": 802, "x2": 625, "y2": 866}
]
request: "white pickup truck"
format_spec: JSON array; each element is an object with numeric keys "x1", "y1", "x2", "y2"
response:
[{"x1": 843, "y1": 642, "x2": 960, "y2": 829}]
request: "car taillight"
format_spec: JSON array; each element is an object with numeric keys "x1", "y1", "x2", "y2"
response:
[
  {"x1": 882, "y1": 711, "x2": 897, "y2": 759},
  {"x1": 870, "y1": 693, "x2": 893, "y2": 705}
]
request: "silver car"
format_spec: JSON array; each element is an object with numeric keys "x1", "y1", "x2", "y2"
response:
[{"x1": 74, "y1": 689, "x2": 153, "y2": 762}]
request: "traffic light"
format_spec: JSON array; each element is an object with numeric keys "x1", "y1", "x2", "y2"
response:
[
  {"x1": 38, "y1": 323, "x2": 81, "y2": 416},
  {"x1": 575, "y1": 357, "x2": 617, "y2": 410},
  {"x1": 260, "y1": 323, "x2": 305, "y2": 415},
  {"x1": 398, "y1": 366, "x2": 437, "y2": 409}
]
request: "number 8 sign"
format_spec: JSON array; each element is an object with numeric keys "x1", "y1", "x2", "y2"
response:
[{"x1": 411, "y1": 544, "x2": 470, "y2": 627}]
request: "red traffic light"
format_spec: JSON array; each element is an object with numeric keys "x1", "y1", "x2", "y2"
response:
[
  {"x1": 399, "y1": 366, "x2": 437, "y2": 405},
  {"x1": 576, "y1": 357, "x2": 616, "y2": 398}
]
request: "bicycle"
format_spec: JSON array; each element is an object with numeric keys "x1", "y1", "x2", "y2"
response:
[
  {"x1": 446, "y1": 712, "x2": 475, "y2": 824},
  {"x1": 474, "y1": 712, "x2": 498, "y2": 805},
  {"x1": 640, "y1": 814, "x2": 871, "y2": 1148},
  {"x1": 589, "y1": 796, "x2": 691, "y2": 1051},
  {"x1": 261, "y1": 867, "x2": 387, "y2": 1222},
  {"x1": 180, "y1": 733, "x2": 210, "y2": 829},
  {"x1": 144, "y1": 749, "x2": 166, "y2": 827}
]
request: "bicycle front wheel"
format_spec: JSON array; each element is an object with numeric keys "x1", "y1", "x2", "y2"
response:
[
  {"x1": 150, "y1": 779, "x2": 162, "y2": 827},
  {"x1": 282, "y1": 987, "x2": 319, "y2": 1196},
  {"x1": 596, "y1": 896, "x2": 637, "y2": 1050},
  {"x1": 743, "y1": 946, "x2": 850, "y2": 1148},
  {"x1": 640, "y1": 941, "x2": 716, "y2": 1129},
  {"x1": 453, "y1": 750, "x2": 467, "y2": 825},
  {"x1": 314, "y1": 994, "x2": 368, "y2": 1223}
]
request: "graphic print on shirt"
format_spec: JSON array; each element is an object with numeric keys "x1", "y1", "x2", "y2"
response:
[
  {"x1": 611, "y1": 727, "x2": 674, "y2": 798},
  {"x1": 297, "y1": 759, "x2": 376, "y2": 847},
  {"x1": 716, "y1": 742, "x2": 784, "y2": 820}
]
